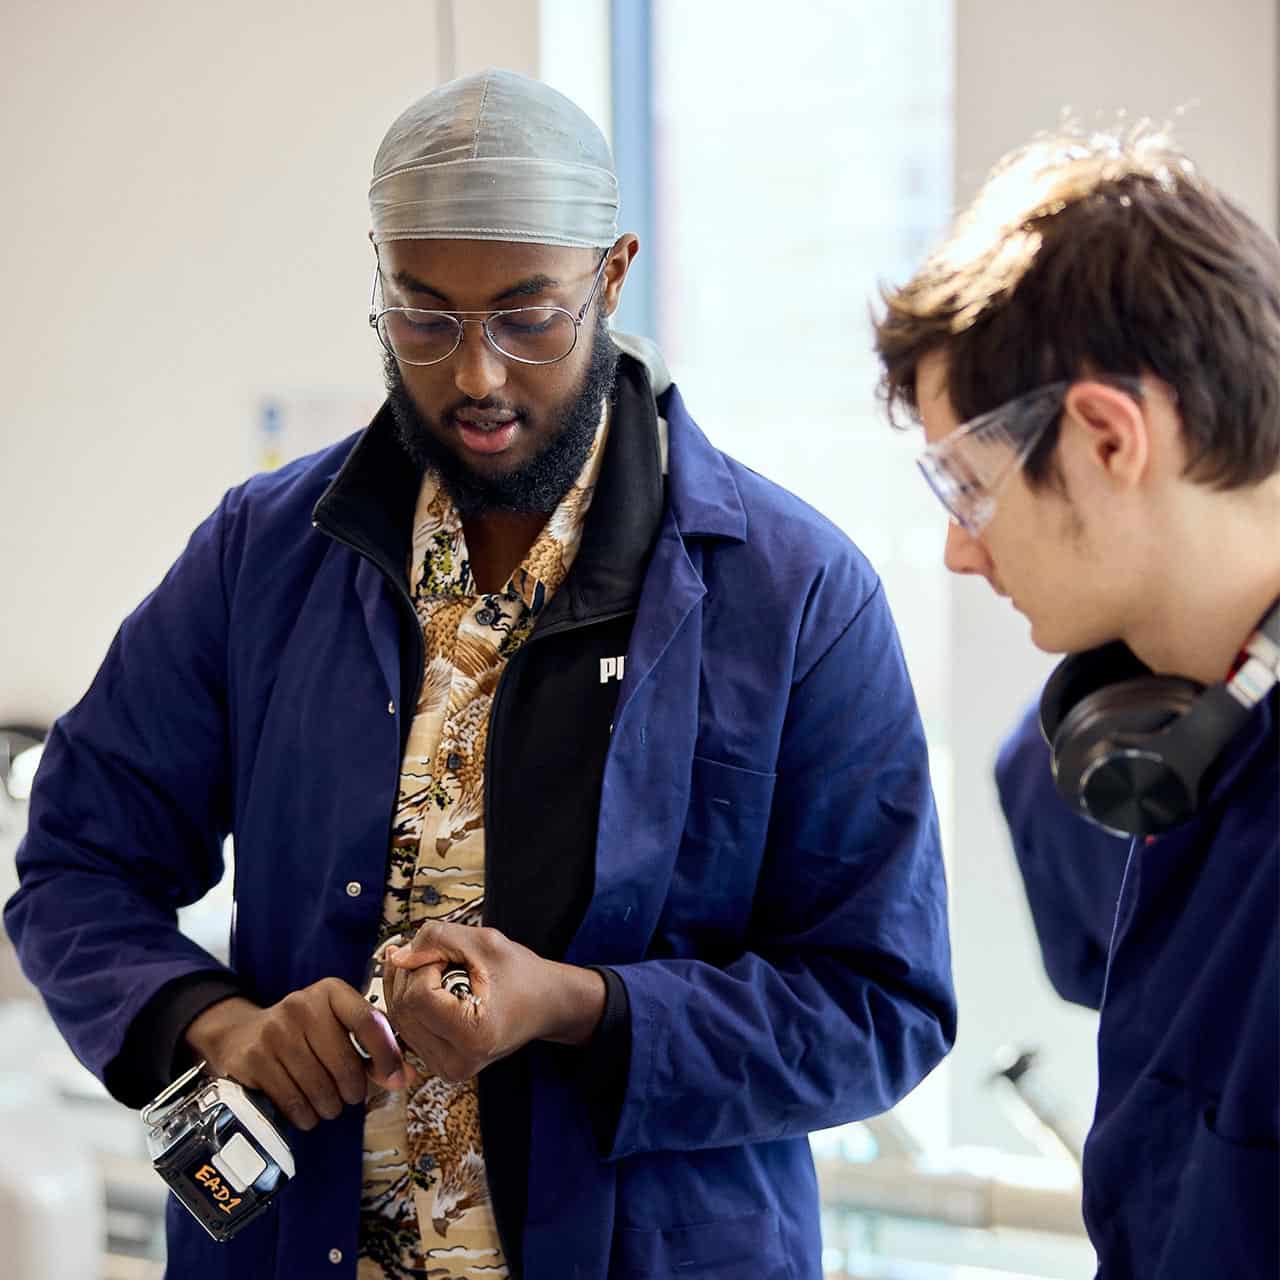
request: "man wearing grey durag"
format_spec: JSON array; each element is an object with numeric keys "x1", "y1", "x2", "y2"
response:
[{"x1": 6, "y1": 70, "x2": 955, "y2": 1277}]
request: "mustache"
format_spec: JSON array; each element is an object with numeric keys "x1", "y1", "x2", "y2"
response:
[{"x1": 442, "y1": 397, "x2": 523, "y2": 420}]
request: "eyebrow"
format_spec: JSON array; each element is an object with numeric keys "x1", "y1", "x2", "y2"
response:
[{"x1": 389, "y1": 270, "x2": 562, "y2": 307}]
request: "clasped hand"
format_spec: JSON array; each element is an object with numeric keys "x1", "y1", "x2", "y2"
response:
[{"x1": 383, "y1": 920, "x2": 606, "y2": 1083}]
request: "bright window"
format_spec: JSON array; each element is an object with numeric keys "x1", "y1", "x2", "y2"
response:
[{"x1": 646, "y1": 0, "x2": 955, "y2": 748}]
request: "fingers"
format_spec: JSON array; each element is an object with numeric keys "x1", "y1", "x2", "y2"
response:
[
  {"x1": 224, "y1": 979, "x2": 412, "y2": 1130},
  {"x1": 385, "y1": 961, "x2": 471, "y2": 1035},
  {"x1": 279, "y1": 1038, "x2": 347, "y2": 1125},
  {"x1": 410, "y1": 1025, "x2": 468, "y2": 1083},
  {"x1": 182, "y1": 998, "x2": 319, "y2": 1127},
  {"x1": 237, "y1": 1016, "x2": 340, "y2": 1131},
  {"x1": 386, "y1": 944, "x2": 439, "y2": 972},
  {"x1": 396, "y1": 918, "x2": 483, "y2": 966},
  {"x1": 253, "y1": 1058, "x2": 323, "y2": 1132},
  {"x1": 327, "y1": 981, "x2": 410, "y2": 1093},
  {"x1": 264, "y1": 985, "x2": 371, "y2": 1125},
  {"x1": 384, "y1": 957, "x2": 409, "y2": 1007}
]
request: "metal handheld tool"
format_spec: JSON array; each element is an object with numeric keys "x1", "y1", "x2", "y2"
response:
[
  {"x1": 142, "y1": 1062, "x2": 294, "y2": 1242},
  {"x1": 349, "y1": 933, "x2": 401, "y2": 1061}
]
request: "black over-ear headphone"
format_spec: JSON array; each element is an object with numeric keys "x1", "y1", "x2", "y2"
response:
[{"x1": 1039, "y1": 598, "x2": 1280, "y2": 837}]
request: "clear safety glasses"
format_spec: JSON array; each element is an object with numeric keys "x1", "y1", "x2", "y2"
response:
[{"x1": 916, "y1": 377, "x2": 1143, "y2": 534}]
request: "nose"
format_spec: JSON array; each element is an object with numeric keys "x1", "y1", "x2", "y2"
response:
[
  {"x1": 943, "y1": 520, "x2": 994, "y2": 578},
  {"x1": 452, "y1": 322, "x2": 508, "y2": 400}
]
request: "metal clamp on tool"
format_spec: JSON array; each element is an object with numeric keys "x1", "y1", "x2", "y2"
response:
[
  {"x1": 141, "y1": 1062, "x2": 295, "y2": 1242},
  {"x1": 441, "y1": 966, "x2": 474, "y2": 1000}
]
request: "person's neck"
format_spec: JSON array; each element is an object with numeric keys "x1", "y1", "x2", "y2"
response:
[
  {"x1": 463, "y1": 510, "x2": 551, "y2": 594},
  {"x1": 1122, "y1": 478, "x2": 1280, "y2": 684}
]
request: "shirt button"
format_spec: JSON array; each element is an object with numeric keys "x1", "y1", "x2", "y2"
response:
[
  {"x1": 386, "y1": 699, "x2": 395, "y2": 715},
  {"x1": 328, "y1": 1247, "x2": 343, "y2": 1264},
  {"x1": 446, "y1": 752, "x2": 462, "y2": 771},
  {"x1": 345, "y1": 881, "x2": 362, "y2": 898}
]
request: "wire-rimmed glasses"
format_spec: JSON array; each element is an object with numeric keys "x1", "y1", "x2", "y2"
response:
[
  {"x1": 369, "y1": 249, "x2": 611, "y2": 367},
  {"x1": 916, "y1": 376, "x2": 1143, "y2": 534}
]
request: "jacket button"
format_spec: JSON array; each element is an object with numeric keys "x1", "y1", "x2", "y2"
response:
[
  {"x1": 446, "y1": 752, "x2": 462, "y2": 771},
  {"x1": 345, "y1": 881, "x2": 362, "y2": 898},
  {"x1": 328, "y1": 1247, "x2": 343, "y2": 1263},
  {"x1": 387, "y1": 699, "x2": 396, "y2": 715}
]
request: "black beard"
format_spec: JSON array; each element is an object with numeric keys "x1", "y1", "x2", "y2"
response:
[{"x1": 384, "y1": 318, "x2": 620, "y2": 518}]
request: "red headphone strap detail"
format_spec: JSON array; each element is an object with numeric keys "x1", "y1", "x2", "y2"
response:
[{"x1": 1226, "y1": 597, "x2": 1280, "y2": 709}]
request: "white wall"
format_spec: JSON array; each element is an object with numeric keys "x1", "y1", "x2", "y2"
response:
[
  {"x1": 955, "y1": 1, "x2": 1277, "y2": 224},
  {"x1": 539, "y1": 0, "x2": 614, "y2": 143},
  {"x1": 0, "y1": 1, "x2": 424, "y2": 723},
  {"x1": 947, "y1": 0, "x2": 1278, "y2": 1152}
]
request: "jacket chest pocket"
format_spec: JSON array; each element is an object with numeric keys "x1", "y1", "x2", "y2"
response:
[
  {"x1": 613, "y1": 1208, "x2": 791, "y2": 1278},
  {"x1": 653, "y1": 755, "x2": 777, "y2": 958},
  {"x1": 1124, "y1": 1075, "x2": 1280, "y2": 1277}
]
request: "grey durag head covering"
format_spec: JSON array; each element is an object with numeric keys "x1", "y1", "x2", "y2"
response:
[{"x1": 369, "y1": 69, "x2": 618, "y2": 250}]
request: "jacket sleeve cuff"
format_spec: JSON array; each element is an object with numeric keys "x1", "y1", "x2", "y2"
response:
[
  {"x1": 102, "y1": 972, "x2": 245, "y2": 1108},
  {"x1": 580, "y1": 965, "x2": 631, "y2": 1151}
]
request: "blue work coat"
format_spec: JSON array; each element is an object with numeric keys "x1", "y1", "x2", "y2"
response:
[
  {"x1": 6, "y1": 378, "x2": 955, "y2": 1278},
  {"x1": 997, "y1": 689, "x2": 1278, "y2": 1275},
  {"x1": 1082, "y1": 690, "x2": 1278, "y2": 1277}
]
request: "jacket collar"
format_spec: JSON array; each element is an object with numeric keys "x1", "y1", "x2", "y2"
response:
[
  {"x1": 661, "y1": 380, "x2": 747, "y2": 543},
  {"x1": 611, "y1": 327, "x2": 748, "y2": 543},
  {"x1": 311, "y1": 401, "x2": 419, "y2": 591},
  {"x1": 537, "y1": 351, "x2": 663, "y2": 627}
]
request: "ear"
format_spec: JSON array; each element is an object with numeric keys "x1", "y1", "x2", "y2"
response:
[
  {"x1": 601, "y1": 234, "x2": 640, "y2": 317},
  {"x1": 1061, "y1": 380, "x2": 1149, "y2": 491}
]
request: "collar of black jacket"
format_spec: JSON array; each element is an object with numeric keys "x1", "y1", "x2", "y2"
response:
[{"x1": 312, "y1": 352, "x2": 666, "y2": 622}]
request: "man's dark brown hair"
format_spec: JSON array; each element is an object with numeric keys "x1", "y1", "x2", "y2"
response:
[{"x1": 874, "y1": 126, "x2": 1280, "y2": 490}]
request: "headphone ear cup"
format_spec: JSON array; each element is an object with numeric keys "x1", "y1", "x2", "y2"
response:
[
  {"x1": 1052, "y1": 676, "x2": 1204, "y2": 834},
  {"x1": 1040, "y1": 642, "x2": 1154, "y2": 744}
]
